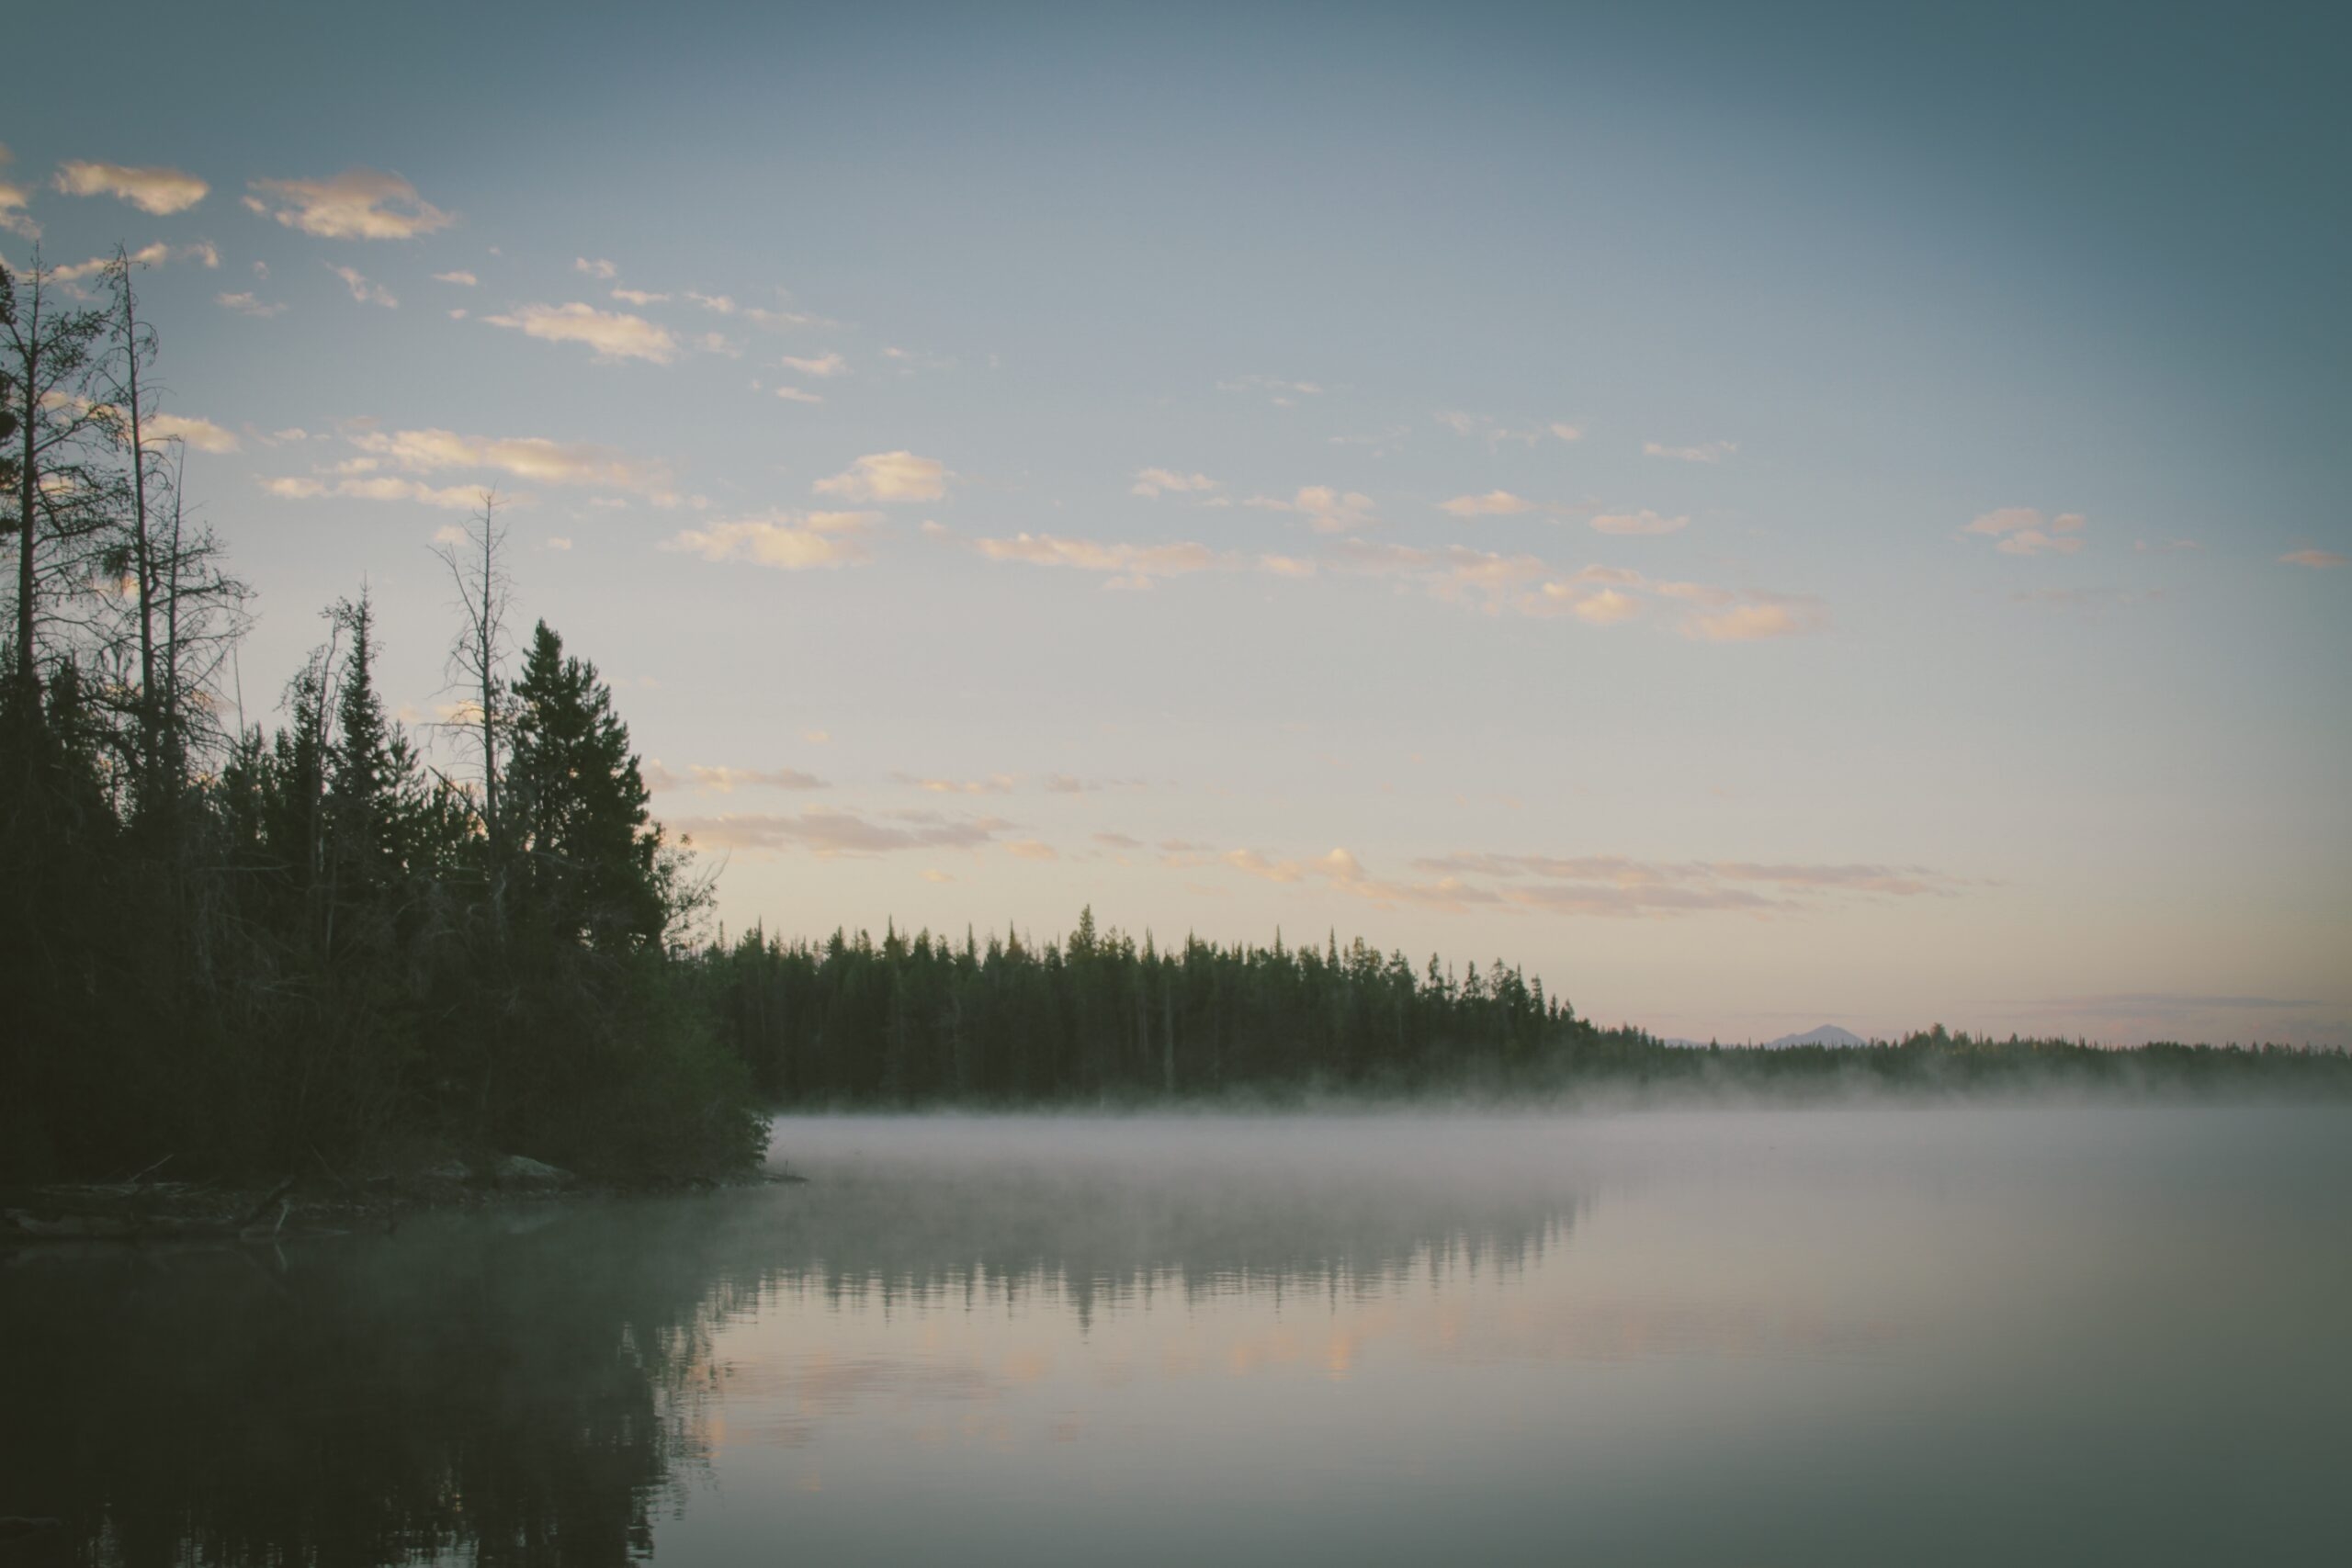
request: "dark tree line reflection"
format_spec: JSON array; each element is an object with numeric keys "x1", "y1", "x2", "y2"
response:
[{"x1": 0, "y1": 1136, "x2": 1583, "y2": 1565}]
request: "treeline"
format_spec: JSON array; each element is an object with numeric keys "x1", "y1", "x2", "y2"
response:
[
  {"x1": 2, "y1": 252, "x2": 763, "y2": 1183},
  {"x1": 691, "y1": 916, "x2": 2352, "y2": 1104}
]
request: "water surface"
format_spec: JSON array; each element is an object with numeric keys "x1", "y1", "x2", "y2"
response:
[{"x1": 6, "y1": 1108, "x2": 2347, "y2": 1564}]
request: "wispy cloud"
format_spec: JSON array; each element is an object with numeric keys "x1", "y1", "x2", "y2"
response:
[
  {"x1": 328, "y1": 263, "x2": 396, "y2": 308},
  {"x1": 1589, "y1": 509, "x2": 1689, "y2": 536},
  {"x1": 1433, "y1": 412, "x2": 1582, "y2": 447},
  {"x1": 898, "y1": 773, "x2": 1019, "y2": 795},
  {"x1": 484, "y1": 301, "x2": 678, "y2": 364},
  {"x1": 433, "y1": 269, "x2": 478, "y2": 287},
  {"x1": 1217, "y1": 374, "x2": 1323, "y2": 407},
  {"x1": 780, "y1": 351, "x2": 847, "y2": 378},
  {"x1": 143, "y1": 413, "x2": 239, "y2": 454},
  {"x1": 814, "y1": 450, "x2": 946, "y2": 502},
  {"x1": 973, "y1": 532, "x2": 1226, "y2": 588},
  {"x1": 260, "y1": 474, "x2": 486, "y2": 509},
  {"x1": 574, "y1": 256, "x2": 618, "y2": 280},
  {"x1": 1963, "y1": 507, "x2": 2087, "y2": 557},
  {"x1": 1679, "y1": 594, "x2": 1829, "y2": 641},
  {"x1": 682, "y1": 765, "x2": 828, "y2": 793},
  {"x1": 215, "y1": 290, "x2": 285, "y2": 317},
  {"x1": 662, "y1": 510, "x2": 879, "y2": 570},
  {"x1": 50, "y1": 241, "x2": 215, "y2": 283},
  {"x1": 344, "y1": 427, "x2": 675, "y2": 497},
  {"x1": 54, "y1": 160, "x2": 209, "y2": 214},
  {"x1": 0, "y1": 145, "x2": 34, "y2": 237},
  {"x1": 1438, "y1": 490, "x2": 1538, "y2": 518},
  {"x1": 1247, "y1": 485, "x2": 1376, "y2": 534},
  {"x1": 2280, "y1": 547, "x2": 2345, "y2": 570},
  {"x1": 1132, "y1": 468, "x2": 1221, "y2": 498},
  {"x1": 246, "y1": 168, "x2": 454, "y2": 240},
  {"x1": 672, "y1": 807, "x2": 1012, "y2": 857},
  {"x1": 1644, "y1": 438, "x2": 1737, "y2": 464}
]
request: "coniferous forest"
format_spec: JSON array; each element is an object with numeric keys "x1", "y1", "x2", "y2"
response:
[{"x1": 5, "y1": 252, "x2": 2346, "y2": 1187}]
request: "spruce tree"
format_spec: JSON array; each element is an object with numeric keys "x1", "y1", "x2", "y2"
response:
[{"x1": 506, "y1": 620, "x2": 662, "y2": 948}]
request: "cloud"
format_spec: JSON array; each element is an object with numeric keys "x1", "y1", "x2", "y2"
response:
[
  {"x1": 545, "y1": 536, "x2": 571, "y2": 550},
  {"x1": 1589, "y1": 509, "x2": 1690, "y2": 536},
  {"x1": 686, "y1": 765, "x2": 829, "y2": 793},
  {"x1": 671, "y1": 807, "x2": 1011, "y2": 857},
  {"x1": 50, "y1": 241, "x2": 213, "y2": 283},
  {"x1": 1644, "y1": 439, "x2": 1737, "y2": 464},
  {"x1": 774, "y1": 386, "x2": 824, "y2": 403},
  {"x1": 142, "y1": 413, "x2": 239, "y2": 453},
  {"x1": 261, "y1": 473, "x2": 485, "y2": 509},
  {"x1": 328, "y1": 263, "x2": 396, "y2": 308},
  {"x1": 662, "y1": 510, "x2": 878, "y2": 570},
  {"x1": 695, "y1": 332, "x2": 743, "y2": 357},
  {"x1": 814, "y1": 450, "x2": 946, "y2": 502},
  {"x1": 1568, "y1": 587, "x2": 1641, "y2": 625},
  {"x1": 1963, "y1": 507, "x2": 2087, "y2": 557},
  {"x1": 1401, "y1": 852, "x2": 1960, "y2": 919},
  {"x1": 574, "y1": 256, "x2": 618, "y2": 280},
  {"x1": 1045, "y1": 773, "x2": 1144, "y2": 795},
  {"x1": 1439, "y1": 491, "x2": 1538, "y2": 519},
  {"x1": 974, "y1": 532, "x2": 1226, "y2": 585},
  {"x1": 53, "y1": 160, "x2": 208, "y2": 214},
  {"x1": 247, "y1": 168, "x2": 454, "y2": 240},
  {"x1": 345, "y1": 427, "x2": 674, "y2": 496},
  {"x1": 484, "y1": 301, "x2": 677, "y2": 364},
  {"x1": 215, "y1": 289, "x2": 283, "y2": 319},
  {"x1": 1248, "y1": 485, "x2": 1376, "y2": 534},
  {"x1": 2280, "y1": 548, "x2": 2345, "y2": 570},
  {"x1": 1005, "y1": 839, "x2": 1058, "y2": 861},
  {"x1": 433, "y1": 269, "x2": 478, "y2": 286},
  {"x1": 1218, "y1": 374, "x2": 1323, "y2": 407},
  {"x1": 611, "y1": 288, "x2": 668, "y2": 305},
  {"x1": 0, "y1": 146, "x2": 32, "y2": 237},
  {"x1": 780, "y1": 351, "x2": 846, "y2": 378},
  {"x1": 1192, "y1": 844, "x2": 1502, "y2": 914},
  {"x1": 1680, "y1": 594, "x2": 1828, "y2": 641},
  {"x1": 1259, "y1": 554, "x2": 1317, "y2": 577},
  {"x1": 1433, "y1": 412, "x2": 1582, "y2": 448},
  {"x1": 899, "y1": 773, "x2": 1019, "y2": 795},
  {"x1": 1132, "y1": 468, "x2": 1221, "y2": 498}
]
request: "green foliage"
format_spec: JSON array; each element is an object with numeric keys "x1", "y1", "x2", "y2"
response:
[
  {"x1": 1, "y1": 596, "x2": 764, "y2": 1183},
  {"x1": 694, "y1": 914, "x2": 2352, "y2": 1109}
]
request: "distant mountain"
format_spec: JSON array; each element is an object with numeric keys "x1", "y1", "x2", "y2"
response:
[
  {"x1": 1657, "y1": 1024, "x2": 1870, "y2": 1049},
  {"x1": 1758, "y1": 1024, "x2": 1869, "y2": 1049}
]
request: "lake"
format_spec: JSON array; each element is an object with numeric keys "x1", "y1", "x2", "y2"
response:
[{"x1": 5, "y1": 1107, "x2": 2347, "y2": 1565}]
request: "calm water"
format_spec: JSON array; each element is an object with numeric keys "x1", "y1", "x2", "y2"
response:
[{"x1": 5, "y1": 1108, "x2": 2348, "y2": 1565}]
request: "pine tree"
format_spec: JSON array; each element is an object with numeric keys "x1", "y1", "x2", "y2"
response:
[{"x1": 506, "y1": 620, "x2": 662, "y2": 948}]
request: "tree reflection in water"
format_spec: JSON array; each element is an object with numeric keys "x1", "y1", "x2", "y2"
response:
[{"x1": 0, "y1": 1122, "x2": 1584, "y2": 1566}]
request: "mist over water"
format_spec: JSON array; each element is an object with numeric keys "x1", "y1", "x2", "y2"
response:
[{"x1": 6, "y1": 1107, "x2": 2348, "y2": 1566}]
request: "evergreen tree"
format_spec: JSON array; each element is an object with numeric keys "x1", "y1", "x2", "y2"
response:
[{"x1": 506, "y1": 620, "x2": 663, "y2": 949}]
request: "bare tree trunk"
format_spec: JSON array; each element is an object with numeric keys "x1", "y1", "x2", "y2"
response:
[
  {"x1": 478, "y1": 502, "x2": 499, "y2": 860},
  {"x1": 162, "y1": 450, "x2": 185, "y2": 783},
  {"x1": 114, "y1": 252, "x2": 159, "y2": 800},
  {"x1": 12, "y1": 271, "x2": 39, "y2": 710}
]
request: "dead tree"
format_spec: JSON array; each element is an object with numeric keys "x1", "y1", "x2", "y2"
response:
[{"x1": 434, "y1": 491, "x2": 513, "y2": 897}]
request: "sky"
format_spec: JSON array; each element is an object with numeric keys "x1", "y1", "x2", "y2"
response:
[{"x1": 6, "y1": 1, "x2": 2346, "y2": 1045}]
